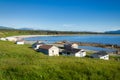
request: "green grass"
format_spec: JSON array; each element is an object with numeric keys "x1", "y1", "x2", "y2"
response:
[{"x1": 0, "y1": 41, "x2": 120, "y2": 80}]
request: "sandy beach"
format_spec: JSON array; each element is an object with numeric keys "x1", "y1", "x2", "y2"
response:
[
  {"x1": 6, "y1": 35, "x2": 57, "y2": 38},
  {"x1": 6, "y1": 35, "x2": 59, "y2": 40},
  {"x1": 3, "y1": 35, "x2": 54, "y2": 42}
]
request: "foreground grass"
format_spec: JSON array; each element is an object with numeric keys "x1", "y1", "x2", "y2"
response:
[{"x1": 0, "y1": 41, "x2": 120, "y2": 80}]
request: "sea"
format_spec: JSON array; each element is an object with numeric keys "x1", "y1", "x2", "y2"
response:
[{"x1": 25, "y1": 35, "x2": 120, "y2": 52}]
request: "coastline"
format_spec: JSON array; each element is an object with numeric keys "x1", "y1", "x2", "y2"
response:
[
  {"x1": 5, "y1": 35, "x2": 59, "y2": 42},
  {"x1": 2, "y1": 34, "x2": 120, "y2": 54},
  {"x1": 4, "y1": 34, "x2": 120, "y2": 41}
]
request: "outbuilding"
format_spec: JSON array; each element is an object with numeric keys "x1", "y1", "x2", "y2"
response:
[
  {"x1": 16, "y1": 40, "x2": 24, "y2": 45},
  {"x1": 90, "y1": 51, "x2": 109, "y2": 60},
  {"x1": 63, "y1": 48, "x2": 86, "y2": 57}
]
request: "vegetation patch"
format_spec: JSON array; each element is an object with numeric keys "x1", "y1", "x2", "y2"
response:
[{"x1": 0, "y1": 41, "x2": 120, "y2": 80}]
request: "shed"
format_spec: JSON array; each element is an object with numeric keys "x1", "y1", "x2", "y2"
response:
[
  {"x1": 63, "y1": 48, "x2": 86, "y2": 57},
  {"x1": 90, "y1": 51, "x2": 109, "y2": 60},
  {"x1": 16, "y1": 40, "x2": 24, "y2": 45}
]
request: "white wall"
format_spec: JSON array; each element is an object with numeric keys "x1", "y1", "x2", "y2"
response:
[
  {"x1": 100, "y1": 55, "x2": 109, "y2": 60},
  {"x1": 16, "y1": 42, "x2": 24, "y2": 45},
  {"x1": 75, "y1": 51, "x2": 86, "y2": 57},
  {"x1": 49, "y1": 46, "x2": 59, "y2": 56}
]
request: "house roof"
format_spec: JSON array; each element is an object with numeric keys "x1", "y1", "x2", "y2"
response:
[
  {"x1": 64, "y1": 42, "x2": 77, "y2": 45},
  {"x1": 64, "y1": 48, "x2": 82, "y2": 54},
  {"x1": 16, "y1": 40, "x2": 24, "y2": 42},
  {"x1": 39, "y1": 45, "x2": 53, "y2": 50},
  {"x1": 93, "y1": 51, "x2": 108, "y2": 56}
]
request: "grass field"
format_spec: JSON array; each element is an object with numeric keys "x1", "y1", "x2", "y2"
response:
[{"x1": 0, "y1": 41, "x2": 120, "y2": 80}]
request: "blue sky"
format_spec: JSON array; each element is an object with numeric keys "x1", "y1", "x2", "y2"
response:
[{"x1": 0, "y1": 0, "x2": 120, "y2": 32}]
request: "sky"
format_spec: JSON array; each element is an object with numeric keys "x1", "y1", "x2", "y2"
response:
[{"x1": 0, "y1": 0, "x2": 120, "y2": 32}]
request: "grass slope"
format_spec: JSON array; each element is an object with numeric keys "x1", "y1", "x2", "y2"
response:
[{"x1": 0, "y1": 41, "x2": 120, "y2": 80}]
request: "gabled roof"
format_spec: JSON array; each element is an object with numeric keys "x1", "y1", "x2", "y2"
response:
[
  {"x1": 64, "y1": 48, "x2": 82, "y2": 54},
  {"x1": 64, "y1": 42, "x2": 77, "y2": 45},
  {"x1": 16, "y1": 40, "x2": 24, "y2": 42},
  {"x1": 93, "y1": 51, "x2": 108, "y2": 56},
  {"x1": 39, "y1": 45, "x2": 53, "y2": 50}
]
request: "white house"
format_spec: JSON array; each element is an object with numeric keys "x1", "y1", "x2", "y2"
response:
[
  {"x1": 32, "y1": 41, "x2": 45, "y2": 50},
  {"x1": 0, "y1": 38, "x2": 6, "y2": 41},
  {"x1": 16, "y1": 40, "x2": 24, "y2": 45},
  {"x1": 63, "y1": 48, "x2": 86, "y2": 57},
  {"x1": 90, "y1": 51, "x2": 109, "y2": 60},
  {"x1": 38, "y1": 45, "x2": 59, "y2": 56}
]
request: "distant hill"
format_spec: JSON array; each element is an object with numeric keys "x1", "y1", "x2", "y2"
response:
[
  {"x1": 105, "y1": 30, "x2": 120, "y2": 34},
  {"x1": 0, "y1": 26, "x2": 14, "y2": 30},
  {"x1": 18, "y1": 28, "x2": 34, "y2": 30}
]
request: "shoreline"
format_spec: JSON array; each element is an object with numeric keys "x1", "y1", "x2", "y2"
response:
[
  {"x1": 4, "y1": 34, "x2": 120, "y2": 41},
  {"x1": 2, "y1": 34, "x2": 120, "y2": 54},
  {"x1": 4, "y1": 35, "x2": 59, "y2": 41}
]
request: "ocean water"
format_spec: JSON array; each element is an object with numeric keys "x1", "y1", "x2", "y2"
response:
[
  {"x1": 25, "y1": 35, "x2": 120, "y2": 52},
  {"x1": 25, "y1": 35, "x2": 120, "y2": 45},
  {"x1": 79, "y1": 46, "x2": 117, "y2": 52}
]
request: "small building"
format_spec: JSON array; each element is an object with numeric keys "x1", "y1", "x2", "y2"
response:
[
  {"x1": 90, "y1": 51, "x2": 109, "y2": 60},
  {"x1": 38, "y1": 45, "x2": 59, "y2": 56},
  {"x1": 0, "y1": 38, "x2": 6, "y2": 41},
  {"x1": 63, "y1": 48, "x2": 86, "y2": 57},
  {"x1": 32, "y1": 41, "x2": 45, "y2": 50},
  {"x1": 64, "y1": 43, "x2": 79, "y2": 49},
  {"x1": 16, "y1": 40, "x2": 24, "y2": 45}
]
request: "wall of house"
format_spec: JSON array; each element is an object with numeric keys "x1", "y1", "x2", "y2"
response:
[
  {"x1": 36, "y1": 45, "x2": 41, "y2": 49},
  {"x1": 49, "y1": 46, "x2": 59, "y2": 56},
  {"x1": 100, "y1": 55, "x2": 109, "y2": 60},
  {"x1": 75, "y1": 51, "x2": 86, "y2": 57},
  {"x1": 16, "y1": 42, "x2": 24, "y2": 45}
]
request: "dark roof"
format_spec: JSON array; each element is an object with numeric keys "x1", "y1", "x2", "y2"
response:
[
  {"x1": 16, "y1": 40, "x2": 24, "y2": 42},
  {"x1": 39, "y1": 45, "x2": 53, "y2": 50},
  {"x1": 64, "y1": 42, "x2": 77, "y2": 45},
  {"x1": 94, "y1": 51, "x2": 108, "y2": 56},
  {"x1": 64, "y1": 48, "x2": 82, "y2": 54}
]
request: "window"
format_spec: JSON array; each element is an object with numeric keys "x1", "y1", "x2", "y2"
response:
[{"x1": 52, "y1": 50, "x2": 54, "y2": 53}]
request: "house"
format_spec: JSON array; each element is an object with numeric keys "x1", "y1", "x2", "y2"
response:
[
  {"x1": 38, "y1": 45, "x2": 59, "y2": 56},
  {"x1": 32, "y1": 41, "x2": 45, "y2": 50},
  {"x1": 90, "y1": 51, "x2": 109, "y2": 60},
  {"x1": 63, "y1": 48, "x2": 86, "y2": 57},
  {"x1": 64, "y1": 42, "x2": 79, "y2": 49},
  {"x1": 0, "y1": 38, "x2": 6, "y2": 41},
  {"x1": 16, "y1": 40, "x2": 24, "y2": 45}
]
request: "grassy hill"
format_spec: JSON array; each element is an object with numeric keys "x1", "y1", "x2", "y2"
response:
[{"x1": 0, "y1": 41, "x2": 120, "y2": 80}]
